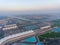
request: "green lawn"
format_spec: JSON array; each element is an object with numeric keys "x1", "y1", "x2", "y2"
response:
[{"x1": 38, "y1": 32, "x2": 60, "y2": 42}]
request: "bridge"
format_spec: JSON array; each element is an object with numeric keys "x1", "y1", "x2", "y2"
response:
[{"x1": 0, "y1": 25, "x2": 54, "y2": 45}]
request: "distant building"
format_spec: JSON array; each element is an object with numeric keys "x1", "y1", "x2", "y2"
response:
[
  {"x1": 3, "y1": 24, "x2": 18, "y2": 31},
  {"x1": 40, "y1": 25, "x2": 51, "y2": 30},
  {"x1": 43, "y1": 38, "x2": 60, "y2": 45},
  {"x1": 0, "y1": 19, "x2": 8, "y2": 25}
]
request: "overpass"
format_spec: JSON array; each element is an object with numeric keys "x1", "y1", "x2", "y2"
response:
[{"x1": 0, "y1": 25, "x2": 54, "y2": 45}]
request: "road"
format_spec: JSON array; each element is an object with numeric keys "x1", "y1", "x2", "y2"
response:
[{"x1": 0, "y1": 25, "x2": 53, "y2": 45}]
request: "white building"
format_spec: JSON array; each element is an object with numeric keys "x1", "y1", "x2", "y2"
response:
[
  {"x1": 40, "y1": 25, "x2": 51, "y2": 29},
  {"x1": 3, "y1": 24, "x2": 18, "y2": 31}
]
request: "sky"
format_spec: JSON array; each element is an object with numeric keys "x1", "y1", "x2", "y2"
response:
[{"x1": 0, "y1": 0, "x2": 60, "y2": 11}]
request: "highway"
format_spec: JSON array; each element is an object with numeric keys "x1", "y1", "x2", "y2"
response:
[
  {"x1": 11, "y1": 16, "x2": 31, "y2": 22},
  {"x1": 0, "y1": 25, "x2": 53, "y2": 45}
]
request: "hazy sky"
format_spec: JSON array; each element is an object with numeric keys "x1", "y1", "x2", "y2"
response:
[{"x1": 0, "y1": 0, "x2": 60, "y2": 11}]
